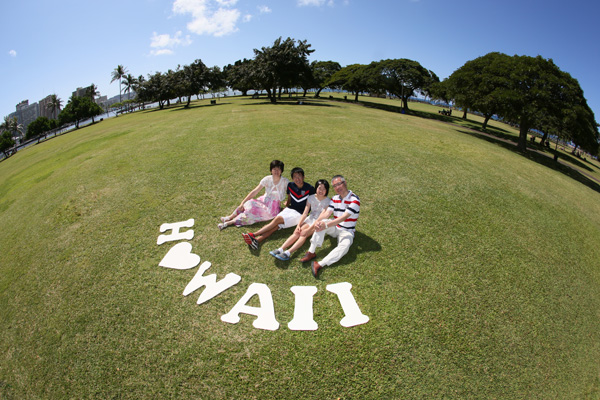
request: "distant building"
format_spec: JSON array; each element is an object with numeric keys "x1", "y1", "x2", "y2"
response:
[
  {"x1": 38, "y1": 95, "x2": 58, "y2": 120},
  {"x1": 72, "y1": 87, "x2": 88, "y2": 98},
  {"x1": 9, "y1": 100, "x2": 40, "y2": 137}
]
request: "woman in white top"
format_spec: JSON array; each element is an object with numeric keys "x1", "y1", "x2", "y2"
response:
[
  {"x1": 219, "y1": 160, "x2": 289, "y2": 230},
  {"x1": 269, "y1": 179, "x2": 330, "y2": 260}
]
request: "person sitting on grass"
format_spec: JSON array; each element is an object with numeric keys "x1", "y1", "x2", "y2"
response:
[
  {"x1": 218, "y1": 160, "x2": 289, "y2": 230},
  {"x1": 269, "y1": 179, "x2": 330, "y2": 261},
  {"x1": 299, "y1": 174, "x2": 360, "y2": 278},
  {"x1": 242, "y1": 167, "x2": 314, "y2": 250}
]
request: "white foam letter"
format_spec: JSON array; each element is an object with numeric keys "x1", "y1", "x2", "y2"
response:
[
  {"x1": 183, "y1": 261, "x2": 241, "y2": 304},
  {"x1": 157, "y1": 219, "x2": 194, "y2": 245},
  {"x1": 288, "y1": 286, "x2": 318, "y2": 331},
  {"x1": 326, "y1": 282, "x2": 369, "y2": 327},
  {"x1": 221, "y1": 283, "x2": 280, "y2": 331}
]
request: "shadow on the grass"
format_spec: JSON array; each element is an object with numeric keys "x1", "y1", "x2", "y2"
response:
[{"x1": 457, "y1": 129, "x2": 600, "y2": 194}]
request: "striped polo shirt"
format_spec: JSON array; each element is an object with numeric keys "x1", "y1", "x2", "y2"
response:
[{"x1": 329, "y1": 190, "x2": 360, "y2": 235}]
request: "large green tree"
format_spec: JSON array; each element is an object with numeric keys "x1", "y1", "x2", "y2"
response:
[
  {"x1": 59, "y1": 96, "x2": 104, "y2": 128},
  {"x1": 328, "y1": 64, "x2": 372, "y2": 102},
  {"x1": 441, "y1": 52, "x2": 512, "y2": 127},
  {"x1": 0, "y1": 131, "x2": 15, "y2": 158},
  {"x1": 310, "y1": 60, "x2": 341, "y2": 98},
  {"x1": 252, "y1": 37, "x2": 314, "y2": 103},
  {"x1": 375, "y1": 58, "x2": 439, "y2": 111},
  {"x1": 497, "y1": 55, "x2": 597, "y2": 151},
  {"x1": 181, "y1": 59, "x2": 208, "y2": 107},
  {"x1": 224, "y1": 59, "x2": 256, "y2": 96},
  {"x1": 26, "y1": 116, "x2": 55, "y2": 140}
]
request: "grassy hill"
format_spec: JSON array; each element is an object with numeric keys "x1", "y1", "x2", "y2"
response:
[{"x1": 1, "y1": 95, "x2": 599, "y2": 399}]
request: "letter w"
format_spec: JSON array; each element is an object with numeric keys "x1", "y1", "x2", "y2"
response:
[{"x1": 183, "y1": 261, "x2": 241, "y2": 305}]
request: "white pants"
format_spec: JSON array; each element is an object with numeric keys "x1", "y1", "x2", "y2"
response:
[{"x1": 308, "y1": 226, "x2": 354, "y2": 266}]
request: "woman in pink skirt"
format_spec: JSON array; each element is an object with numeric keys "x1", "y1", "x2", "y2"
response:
[{"x1": 218, "y1": 160, "x2": 289, "y2": 230}]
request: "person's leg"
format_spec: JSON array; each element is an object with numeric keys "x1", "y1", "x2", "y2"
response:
[
  {"x1": 301, "y1": 225, "x2": 334, "y2": 262},
  {"x1": 287, "y1": 224, "x2": 315, "y2": 254},
  {"x1": 319, "y1": 230, "x2": 354, "y2": 267},
  {"x1": 253, "y1": 216, "x2": 284, "y2": 237},
  {"x1": 255, "y1": 223, "x2": 279, "y2": 243},
  {"x1": 279, "y1": 229, "x2": 301, "y2": 251}
]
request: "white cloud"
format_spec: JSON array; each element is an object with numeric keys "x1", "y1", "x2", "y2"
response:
[
  {"x1": 149, "y1": 31, "x2": 192, "y2": 56},
  {"x1": 8, "y1": 50, "x2": 16, "y2": 57},
  {"x1": 258, "y1": 5, "x2": 271, "y2": 13},
  {"x1": 243, "y1": 14, "x2": 252, "y2": 22},
  {"x1": 150, "y1": 49, "x2": 175, "y2": 56},
  {"x1": 173, "y1": 0, "x2": 241, "y2": 37},
  {"x1": 298, "y1": 0, "x2": 334, "y2": 5}
]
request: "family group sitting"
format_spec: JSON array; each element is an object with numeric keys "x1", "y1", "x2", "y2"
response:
[{"x1": 218, "y1": 160, "x2": 360, "y2": 278}]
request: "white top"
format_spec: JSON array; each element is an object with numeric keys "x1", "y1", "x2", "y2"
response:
[
  {"x1": 307, "y1": 194, "x2": 330, "y2": 220},
  {"x1": 260, "y1": 175, "x2": 290, "y2": 202}
]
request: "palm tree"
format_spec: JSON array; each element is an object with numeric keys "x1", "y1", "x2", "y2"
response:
[
  {"x1": 110, "y1": 65, "x2": 128, "y2": 103},
  {"x1": 1, "y1": 116, "x2": 23, "y2": 143},
  {"x1": 121, "y1": 74, "x2": 136, "y2": 100},
  {"x1": 47, "y1": 94, "x2": 63, "y2": 120}
]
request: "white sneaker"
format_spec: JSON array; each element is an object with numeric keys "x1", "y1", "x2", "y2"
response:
[{"x1": 218, "y1": 223, "x2": 227, "y2": 230}]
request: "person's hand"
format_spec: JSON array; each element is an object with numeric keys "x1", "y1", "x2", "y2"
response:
[
  {"x1": 315, "y1": 221, "x2": 325, "y2": 232},
  {"x1": 294, "y1": 226, "x2": 302, "y2": 235}
]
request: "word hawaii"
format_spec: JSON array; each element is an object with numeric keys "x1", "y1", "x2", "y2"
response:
[{"x1": 157, "y1": 219, "x2": 369, "y2": 331}]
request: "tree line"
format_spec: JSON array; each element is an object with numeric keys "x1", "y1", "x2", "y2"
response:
[{"x1": 2, "y1": 37, "x2": 598, "y2": 158}]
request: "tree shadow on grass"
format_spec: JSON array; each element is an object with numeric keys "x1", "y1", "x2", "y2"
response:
[
  {"x1": 243, "y1": 98, "x2": 339, "y2": 108},
  {"x1": 168, "y1": 102, "x2": 231, "y2": 112},
  {"x1": 457, "y1": 129, "x2": 600, "y2": 194}
]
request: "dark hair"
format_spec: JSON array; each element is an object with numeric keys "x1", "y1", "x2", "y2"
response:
[
  {"x1": 290, "y1": 167, "x2": 305, "y2": 178},
  {"x1": 270, "y1": 160, "x2": 284, "y2": 173},
  {"x1": 315, "y1": 179, "x2": 330, "y2": 196}
]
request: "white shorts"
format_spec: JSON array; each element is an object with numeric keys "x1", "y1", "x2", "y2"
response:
[{"x1": 277, "y1": 208, "x2": 302, "y2": 229}]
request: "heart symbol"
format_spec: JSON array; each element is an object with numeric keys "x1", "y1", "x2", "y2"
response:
[{"x1": 159, "y1": 242, "x2": 201, "y2": 270}]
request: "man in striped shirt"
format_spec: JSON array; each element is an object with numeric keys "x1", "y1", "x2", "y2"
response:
[{"x1": 300, "y1": 175, "x2": 360, "y2": 278}]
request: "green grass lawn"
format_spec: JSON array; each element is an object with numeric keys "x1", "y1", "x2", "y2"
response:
[{"x1": 1, "y1": 95, "x2": 599, "y2": 399}]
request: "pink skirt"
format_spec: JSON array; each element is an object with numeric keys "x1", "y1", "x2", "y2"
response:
[{"x1": 233, "y1": 195, "x2": 280, "y2": 227}]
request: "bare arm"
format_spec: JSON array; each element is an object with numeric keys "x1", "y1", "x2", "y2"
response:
[
  {"x1": 239, "y1": 183, "x2": 264, "y2": 210},
  {"x1": 315, "y1": 211, "x2": 350, "y2": 232}
]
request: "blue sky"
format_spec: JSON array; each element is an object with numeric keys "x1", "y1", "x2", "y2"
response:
[{"x1": 2, "y1": 0, "x2": 599, "y2": 121}]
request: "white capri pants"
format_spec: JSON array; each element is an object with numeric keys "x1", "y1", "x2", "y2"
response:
[{"x1": 309, "y1": 226, "x2": 354, "y2": 267}]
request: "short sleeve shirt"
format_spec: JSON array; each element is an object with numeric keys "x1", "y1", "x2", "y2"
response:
[
  {"x1": 260, "y1": 175, "x2": 290, "y2": 202},
  {"x1": 287, "y1": 182, "x2": 315, "y2": 214},
  {"x1": 307, "y1": 195, "x2": 330, "y2": 220}
]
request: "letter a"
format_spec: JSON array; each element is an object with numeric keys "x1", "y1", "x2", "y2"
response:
[
  {"x1": 326, "y1": 282, "x2": 369, "y2": 327},
  {"x1": 157, "y1": 219, "x2": 194, "y2": 245},
  {"x1": 183, "y1": 262, "x2": 241, "y2": 305},
  {"x1": 221, "y1": 283, "x2": 279, "y2": 331},
  {"x1": 288, "y1": 286, "x2": 318, "y2": 331}
]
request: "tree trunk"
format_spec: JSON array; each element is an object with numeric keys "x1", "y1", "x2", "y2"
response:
[
  {"x1": 541, "y1": 131, "x2": 549, "y2": 146},
  {"x1": 402, "y1": 96, "x2": 409, "y2": 111},
  {"x1": 482, "y1": 114, "x2": 492, "y2": 130},
  {"x1": 315, "y1": 88, "x2": 322, "y2": 98},
  {"x1": 354, "y1": 92, "x2": 359, "y2": 102},
  {"x1": 462, "y1": 109, "x2": 467, "y2": 119},
  {"x1": 517, "y1": 119, "x2": 529, "y2": 152},
  {"x1": 186, "y1": 96, "x2": 192, "y2": 108}
]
